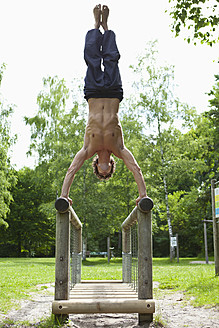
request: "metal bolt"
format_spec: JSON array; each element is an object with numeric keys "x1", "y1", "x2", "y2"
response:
[
  {"x1": 60, "y1": 256, "x2": 63, "y2": 261},
  {"x1": 59, "y1": 280, "x2": 63, "y2": 285}
]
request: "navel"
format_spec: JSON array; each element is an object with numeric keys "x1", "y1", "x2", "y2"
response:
[
  {"x1": 92, "y1": 133, "x2": 95, "y2": 138},
  {"x1": 112, "y1": 133, "x2": 114, "y2": 137}
]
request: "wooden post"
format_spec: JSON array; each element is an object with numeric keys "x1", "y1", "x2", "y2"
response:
[
  {"x1": 176, "y1": 233, "x2": 179, "y2": 263},
  {"x1": 54, "y1": 211, "x2": 70, "y2": 322},
  {"x1": 211, "y1": 179, "x2": 219, "y2": 276},
  {"x1": 107, "y1": 236, "x2": 110, "y2": 264},
  {"x1": 137, "y1": 208, "x2": 153, "y2": 326},
  {"x1": 204, "y1": 221, "x2": 209, "y2": 264},
  {"x1": 82, "y1": 237, "x2": 87, "y2": 260},
  {"x1": 122, "y1": 227, "x2": 132, "y2": 283}
]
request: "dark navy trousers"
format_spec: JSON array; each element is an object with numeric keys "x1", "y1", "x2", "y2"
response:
[{"x1": 84, "y1": 29, "x2": 123, "y2": 102}]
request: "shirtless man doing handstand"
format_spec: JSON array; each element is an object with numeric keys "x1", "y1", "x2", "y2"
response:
[{"x1": 61, "y1": 5, "x2": 147, "y2": 205}]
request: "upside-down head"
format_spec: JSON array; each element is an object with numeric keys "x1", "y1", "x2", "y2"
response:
[{"x1": 92, "y1": 155, "x2": 116, "y2": 181}]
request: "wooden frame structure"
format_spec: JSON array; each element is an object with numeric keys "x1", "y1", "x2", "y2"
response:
[
  {"x1": 122, "y1": 197, "x2": 154, "y2": 325},
  {"x1": 53, "y1": 197, "x2": 155, "y2": 326}
]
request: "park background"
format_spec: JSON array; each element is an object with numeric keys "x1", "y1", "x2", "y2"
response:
[{"x1": 0, "y1": 0, "x2": 218, "y2": 259}]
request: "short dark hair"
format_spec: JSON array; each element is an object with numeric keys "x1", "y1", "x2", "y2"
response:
[{"x1": 92, "y1": 155, "x2": 116, "y2": 181}]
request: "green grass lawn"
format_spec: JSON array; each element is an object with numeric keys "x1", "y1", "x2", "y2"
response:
[
  {"x1": 0, "y1": 258, "x2": 55, "y2": 313},
  {"x1": 82, "y1": 257, "x2": 122, "y2": 280},
  {"x1": 0, "y1": 257, "x2": 218, "y2": 317},
  {"x1": 153, "y1": 258, "x2": 219, "y2": 307}
]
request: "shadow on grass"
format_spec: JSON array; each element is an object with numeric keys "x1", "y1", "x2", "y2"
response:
[
  {"x1": 0, "y1": 258, "x2": 55, "y2": 267},
  {"x1": 82, "y1": 257, "x2": 122, "y2": 266},
  {"x1": 153, "y1": 257, "x2": 215, "y2": 267}
]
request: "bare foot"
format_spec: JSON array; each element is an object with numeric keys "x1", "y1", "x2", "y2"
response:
[
  {"x1": 101, "y1": 5, "x2": 109, "y2": 31},
  {"x1": 93, "y1": 4, "x2": 101, "y2": 29}
]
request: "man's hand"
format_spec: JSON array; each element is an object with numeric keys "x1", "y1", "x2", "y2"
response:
[
  {"x1": 136, "y1": 196, "x2": 141, "y2": 206},
  {"x1": 67, "y1": 197, "x2": 73, "y2": 206},
  {"x1": 136, "y1": 195, "x2": 147, "y2": 206},
  {"x1": 136, "y1": 196, "x2": 142, "y2": 206}
]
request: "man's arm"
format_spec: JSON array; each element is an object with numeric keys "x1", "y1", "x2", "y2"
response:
[
  {"x1": 118, "y1": 146, "x2": 147, "y2": 204},
  {"x1": 61, "y1": 148, "x2": 88, "y2": 204}
]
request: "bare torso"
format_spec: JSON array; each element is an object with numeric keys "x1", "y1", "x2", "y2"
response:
[
  {"x1": 61, "y1": 97, "x2": 147, "y2": 203},
  {"x1": 84, "y1": 98, "x2": 124, "y2": 158}
]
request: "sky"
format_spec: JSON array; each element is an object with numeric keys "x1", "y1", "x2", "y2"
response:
[{"x1": 0, "y1": 0, "x2": 218, "y2": 169}]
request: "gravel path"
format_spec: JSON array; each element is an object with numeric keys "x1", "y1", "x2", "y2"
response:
[{"x1": 0, "y1": 284, "x2": 218, "y2": 327}]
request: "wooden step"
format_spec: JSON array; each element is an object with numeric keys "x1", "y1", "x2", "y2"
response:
[
  {"x1": 52, "y1": 282, "x2": 155, "y2": 315},
  {"x1": 52, "y1": 299, "x2": 155, "y2": 314}
]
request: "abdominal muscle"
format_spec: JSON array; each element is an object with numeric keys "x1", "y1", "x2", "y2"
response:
[{"x1": 84, "y1": 98, "x2": 124, "y2": 155}]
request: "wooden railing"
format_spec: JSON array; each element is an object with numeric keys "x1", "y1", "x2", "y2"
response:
[
  {"x1": 53, "y1": 196, "x2": 154, "y2": 326},
  {"x1": 121, "y1": 197, "x2": 154, "y2": 325}
]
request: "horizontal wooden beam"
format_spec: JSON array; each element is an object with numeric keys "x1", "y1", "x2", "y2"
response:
[
  {"x1": 121, "y1": 207, "x2": 137, "y2": 231},
  {"x1": 69, "y1": 206, "x2": 82, "y2": 230},
  {"x1": 52, "y1": 299, "x2": 155, "y2": 314}
]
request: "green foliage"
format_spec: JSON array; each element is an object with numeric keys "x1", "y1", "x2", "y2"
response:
[
  {"x1": 25, "y1": 76, "x2": 71, "y2": 159},
  {"x1": 130, "y1": 41, "x2": 179, "y2": 128},
  {"x1": 0, "y1": 63, "x2": 17, "y2": 228},
  {"x1": 205, "y1": 74, "x2": 219, "y2": 181},
  {"x1": 0, "y1": 168, "x2": 56, "y2": 257},
  {"x1": 168, "y1": 0, "x2": 219, "y2": 45},
  {"x1": 129, "y1": 42, "x2": 218, "y2": 257},
  {"x1": 130, "y1": 41, "x2": 199, "y2": 257}
]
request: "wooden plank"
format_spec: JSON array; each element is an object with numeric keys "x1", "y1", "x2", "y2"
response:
[
  {"x1": 70, "y1": 290, "x2": 137, "y2": 294},
  {"x1": 73, "y1": 283, "x2": 133, "y2": 289},
  {"x1": 53, "y1": 281, "x2": 155, "y2": 315},
  {"x1": 81, "y1": 280, "x2": 123, "y2": 283},
  {"x1": 70, "y1": 283, "x2": 137, "y2": 299},
  {"x1": 70, "y1": 294, "x2": 137, "y2": 297},
  {"x1": 72, "y1": 287, "x2": 135, "y2": 290},
  {"x1": 52, "y1": 299, "x2": 155, "y2": 314},
  {"x1": 71, "y1": 284, "x2": 136, "y2": 290},
  {"x1": 69, "y1": 295, "x2": 138, "y2": 299}
]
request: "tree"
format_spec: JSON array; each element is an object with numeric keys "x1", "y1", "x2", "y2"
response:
[
  {"x1": 168, "y1": 0, "x2": 219, "y2": 45},
  {"x1": 0, "y1": 167, "x2": 55, "y2": 257},
  {"x1": 0, "y1": 63, "x2": 17, "y2": 228},
  {"x1": 206, "y1": 74, "x2": 219, "y2": 182},
  {"x1": 130, "y1": 41, "x2": 196, "y2": 259}
]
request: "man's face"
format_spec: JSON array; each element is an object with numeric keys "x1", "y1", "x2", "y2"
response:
[{"x1": 97, "y1": 162, "x2": 112, "y2": 177}]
